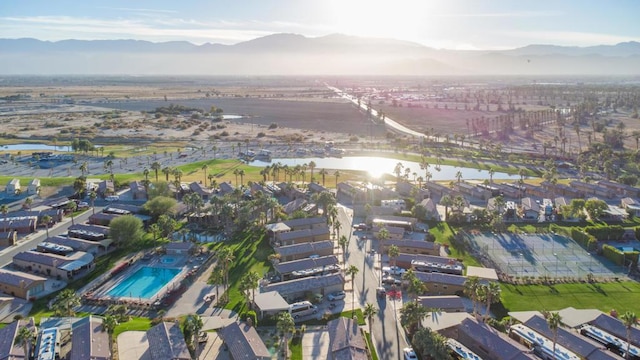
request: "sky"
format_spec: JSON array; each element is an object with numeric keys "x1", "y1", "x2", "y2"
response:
[{"x1": 0, "y1": 0, "x2": 638, "y2": 50}]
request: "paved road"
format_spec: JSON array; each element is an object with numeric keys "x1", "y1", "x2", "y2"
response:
[
  {"x1": 337, "y1": 204, "x2": 409, "y2": 360},
  {"x1": 0, "y1": 207, "x2": 99, "y2": 268}
]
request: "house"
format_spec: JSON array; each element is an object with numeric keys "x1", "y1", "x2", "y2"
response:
[
  {"x1": 598, "y1": 180, "x2": 640, "y2": 198},
  {"x1": 520, "y1": 198, "x2": 540, "y2": 221},
  {"x1": 218, "y1": 182, "x2": 235, "y2": 196},
  {"x1": 104, "y1": 203, "x2": 143, "y2": 214},
  {"x1": 0, "y1": 269, "x2": 46, "y2": 299},
  {"x1": 88, "y1": 212, "x2": 120, "y2": 226},
  {"x1": 382, "y1": 239, "x2": 441, "y2": 256},
  {"x1": 5, "y1": 178, "x2": 20, "y2": 195},
  {"x1": 45, "y1": 236, "x2": 110, "y2": 256},
  {"x1": 395, "y1": 253, "x2": 461, "y2": 271},
  {"x1": 0, "y1": 216, "x2": 38, "y2": 234},
  {"x1": 424, "y1": 181, "x2": 453, "y2": 198},
  {"x1": 337, "y1": 182, "x2": 366, "y2": 203},
  {"x1": 68, "y1": 224, "x2": 110, "y2": 241},
  {"x1": 146, "y1": 322, "x2": 191, "y2": 360},
  {"x1": 589, "y1": 314, "x2": 640, "y2": 347},
  {"x1": 541, "y1": 181, "x2": 583, "y2": 199},
  {"x1": 96, "y1": 180, "x2": 115, "y2": 197},
  {"x1": 308, "y1": 182, "x2": 329, "y2": 194},
  {"x1": 262, "y1": 273, "x2": 344, "y2": 302},
  {"x1": 372, "y1": 226, "x2": 404, "y2": 240},
  {"x1": 189, "y1": 182, "x2": 212, "y2": 201},
  {"x1": 417, "y1": 198, "x2": 439, "y2": 220},
  {"x1": 327, "y1": 317, "x2": 368, "y2": 360},
  {"x1": 570, "y1": 181, "x2": 615, "y2": 199},
  {"x1": 252, "y1": 291, "x2": 290, "y2": 319},
  {"x1": 274, "y1": 240, "x2": 334, "y2": 262},
  {"x1": 129, "y1": 181, "x2": 147, "y2": 200},
  {"x1": 0, "y1": 230, "x2": 17, "y2": 247},
  {"x1": 27, "y1": 178, "x2": 40, "y2": 195},
  {"x1": 13, "y1": 250, "x2": 95, "y2": 280},
  {"x1": 621, "y1": 198, "x2": 640, "y2": 217},
  {"x1": 455, "y1": 182, "x2": 492, "y2": 200},
  {"x1": 282, "y1": 198, "x2": 308, "y2": 215},
  {"x1": 0, "y1": 318, "x2": 38, "y2": 359},
  {"x1": 419, "y1": 295, "x2": 466, "y2": 313},
  {"x1": 275, "y1": 225, "x2": 331, "y2": 246},
  {"x1": 70, "y1": 316, "x2": 111, "y2": 360},
  {"x1": 396, "y1": 181, "x2": 429, "y2": 200},
  {"x1": 219, "y1": 321, "x2": 271, "y2": 360},
  {"x1": 414, "y1": 271, "x2": 467, "y2": 296},
  {"x1": 283, "y1": 217, "x2": 327, "y2": 231},
  {"x1": 455, "y1": 318, "x2": 536, "y2": 360},
  {"x1": 274, "y1": 255, "x2": 340, "y2": 281}
]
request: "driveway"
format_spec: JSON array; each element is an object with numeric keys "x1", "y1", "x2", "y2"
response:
[
  {"x1": 302, "y1": 328, "x2": 330, "y2": 360},
  {"x1": 117, "y1": 331, "x2": 150, "y2": 360}
]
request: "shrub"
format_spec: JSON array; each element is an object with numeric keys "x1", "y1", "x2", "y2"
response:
[
  {"x1": 268, "y1": 123, "x2": 278, "y2": 129},
  {"x1": 242, "y1": 310, "x2": 257, "y2": 327},
  {"x1": 602, "y1": 244, "x2": 640, "y2": 266},
  {"x1": 256, "y1": 132, "x2": 266, "y2": 138},
  {"x1": 570, "y1": 228, "x2": 597, "y2": 251}
]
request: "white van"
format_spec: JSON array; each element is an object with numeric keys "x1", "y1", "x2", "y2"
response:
[
  {"x1": 288, "y1": 301, "x2": 318, "y2": 319},
  {"x1": 106, "y1": 195, "x2": 119, "y2": 202}
]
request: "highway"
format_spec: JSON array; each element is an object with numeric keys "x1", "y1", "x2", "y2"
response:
[{"x1": 336, "y1": 204, "x2": 410, "y2": 360}]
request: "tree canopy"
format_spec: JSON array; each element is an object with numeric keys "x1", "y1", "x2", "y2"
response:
[
  {"x1": 143, "y1": 196, "x2": 177, "y2": 220},
  {"x1": 109, "y1": 215, "x2": 144, "y2": 245}
]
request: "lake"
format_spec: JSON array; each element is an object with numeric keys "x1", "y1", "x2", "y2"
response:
[{"x1": 249, "y1": 156, "x2": 521, "y2": 181}]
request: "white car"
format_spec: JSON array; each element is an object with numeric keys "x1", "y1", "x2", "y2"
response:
[
  {"x1": 382, "y1": 266, "x2": 406, "y2": 276},
  {"x1": 403, "y1": 347, "x2": 418, "y2": 360},
  {"x1": 327, "y1": 291, "x2": 346, "y2": 301}
]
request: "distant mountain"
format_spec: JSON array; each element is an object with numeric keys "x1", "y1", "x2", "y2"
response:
[{"x1": 1, "y1": 34, "x2": 638, "y2": 75}]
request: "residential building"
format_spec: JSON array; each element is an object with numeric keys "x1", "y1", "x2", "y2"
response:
[
  {"x1": 417, "y1": 198, "x2": 439, "y2": 220},
  {"x1": 414, "y1": 271, "x2": 467, "y2": 295},
  {"x1": 164, "y1": 242, "x2": 195, "y2": 255},
  {"x1": 5, "y1": 179, "x2": 20, "y2": 195},
  {"x1": 283, "y1": 217, "x2": 327, "y2": 231},
  {"x1": 0, "y1": 269, "x2": 46, "y2": 299},
  {"x1": 308, "y1": 182, "x2": 329, "y2": 194},
  {"x1": 0, "y1": 318, "x2": 38, "y2": 359},
  {"x1": 219, "y1": 321, "x2": 271, "y2": 360},
  {"x1": 27, "y1": 179, "x2": 40, "y2": 195},
  {"x1": 189, "y1": 182, "x2": 212, "y2": 201},
  {"x1": 0, "y1": 230, "x2": 17, "y2": 247},
  {"x1": 45, "y1": 236, "x2": 110, "y2": 256},
  {"x1": 262, "y1": 273, "x2": 344, "y2": 302},
  {"x1": 598, "y1": 180, "x2": 640, "y2": 198},
  {"x1": 70, "y1": 316, "x2": 111, "y2": 360},
  {"x1": 382, "y1": 239, "x2": 441, "y2": 256},
  {"x1": 88, "y1": 212, "x2": 120, "y2": 226},
  {"x1": 275, "y1": 225, "x2": 330, "y2": 246},
  {"x1": 252, "y1": 291, "x2": 290, "y2": 319},
  {"x1": 372, "y1": 225, "x2": 404, "y2": 240},
  {"x1": 129, "y1": 181, "x2": 147, "y2": 200},
  {"x1": 274, "y1": 255, "x2": 340, "y2": 281},
  {"x1": 146, "y1": 322, "x2": 191, "y2": 360},
  {"x1": 455, "y1": 318, "x2": 536, "y2": 360},
  {"x1": 419, "y1": 295, "x2": 466, "y2": 313},
  {"x1": 13, "y1": 250, "x2": 95, "y2": 280},
  {"x1": 520, "y1": 198, "x2": 540, "y2": 221},
  {"x1": 327, "y1": 317, "x2": 368, "y2": 360},
  {"x1": 274, "y1": 240, "x2": 334, "y2": 262},
  {"x1": 68, "y1": 224, "x2": 110, "y2": 241},
  {"x1": 96, "y1": 180, "x2": 115, "y2": 197}
]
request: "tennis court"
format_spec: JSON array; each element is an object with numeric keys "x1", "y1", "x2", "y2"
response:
[{"x1": 463, "y1": 231, "x2": 626, "y2": 279}]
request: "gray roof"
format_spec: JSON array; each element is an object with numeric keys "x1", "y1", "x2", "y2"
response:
[
  {"x1": 414, "y1": 271, "x2": 467, "y2": 287},
  {"x1": 0, "y1": 269, "x2": 46, "y2": 288},
  {"x1": 282, "y1": 217, "x2": 326, "y2": 229},
  {"x1": 277, "y1": 226, "x2": 330, "y2": 242},
  {"x1": 418, "y1": 295, "x2": 465, "y2": 311},
  {"x1": 458, "y1": 318, "x2": 535, "y2": 360},
  {"x1": 0, "y1": 319, "x2": 36, "y2": 359},
  {"x1": 557, "y1": 307, "x2": 603, "y2": 328},
  {"x1": 590, "y1": 314, "x2": 640, "y2": 347},
  {"x1": 327, "y1": 317, "x2": 367, "y2": 360},
  {"x1": 146, "y1": 322, "x2": 191, "y2": 360},
  {"x1": 220, "y1": 322, "x2": 271, "y2": 359},
  {"x1": 275, "y1": 240, "x2": 334, "y2": 257},
  {"x1": 524, "y1": 315, "x2": 616, "y2": 360},
  {"x1": 275, "y1": 255, "x2": 339, "y2": 274},
  {"x1": 89, "y1": 213, "x2": 120, "y2": 221},
  {"x1": 68, "y1": 224, "x2": 110, "y2": 235},
  {"x1": 104, "y1": 203, "x2": 142, "y2": 214},
  {"x1": 253, "y1": 291, "x2": 289, "y2": 312},
  {"x1": 263, "y1": 273, "x2": 344, "y2": 296},
  {"x1": 70, "y1": 316, "x2": 111, "y2": 360},
  {"x1": 396, "y1": 253, "x2": 458, "y2": 266},
  {"x1": 46, "y1": 236, "x2": 100, "y2": 252}
]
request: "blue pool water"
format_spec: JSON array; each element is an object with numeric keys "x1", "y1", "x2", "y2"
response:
[
  {"x1": 616, "y1": 246, "x2": 640, "y2": 253},
  {"x1": 107, "y1": 266, "x2": 181, "y2": 299}
]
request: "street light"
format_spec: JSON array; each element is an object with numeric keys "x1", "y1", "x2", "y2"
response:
[
  {"x1": 520, "y1": 253, "x2": 524, "y2": 276},
  {"x1": 553, "y1": 253, "x2": 558, "y2": 277}
]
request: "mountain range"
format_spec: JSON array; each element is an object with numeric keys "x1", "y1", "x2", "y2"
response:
[{"x1": 1, "y1": 33, "x2": 639, "y2": 75}]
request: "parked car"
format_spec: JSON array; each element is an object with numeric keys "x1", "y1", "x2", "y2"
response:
[
  {"x1": 198, "y1": 331, "x2": 208, "y2": 343},
  {"x1": 382, "y1": 276, "x2": 402, "y2": 285},
  {"x1": 403, "y1": 347, "x2": 418, "y2": 360},
  {"x1": 327, "y1": 291, "x2": 346, "y2": 301},
  {"x1": 77, "y1": 201, "x2": 89, "y2": 209},
  {"x1": 353, "y1": 223, "x2": 368, "y2": 230},
  {"x1": 382, "y1": 266, "x2": 406, "y2": 275},
  {"x1": 376, "y1": 287, "x2": 386, "y2": 297}
]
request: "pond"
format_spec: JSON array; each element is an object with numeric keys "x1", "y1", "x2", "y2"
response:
[
  {"x1": 0, "y1": 143, "x2": 72, "y2": 152},
  {"x1": 249, "y1": 156, "x2": 521, "y2": 181}
]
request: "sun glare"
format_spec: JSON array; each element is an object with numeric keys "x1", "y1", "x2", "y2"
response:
[{"x1": 327, "y1": 0, "x2": 441, "y2": 43}]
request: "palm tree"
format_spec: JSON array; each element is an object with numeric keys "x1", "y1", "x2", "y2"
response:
[
  {"x1": 79, "y1": 161, "x2": 88, "y2": 175},
  {"x1": 481, "y1": 282, "x2": 501, "y2": 321},
  {"x1": 488, "y1": 167, "x2": 495, "y2": 185},
  {"x1": 308, "y1": 161, "x2": 316, "y2": 182},
  {"x1": 276, "y1": 312, "x2": 295, "y2": 360},
  {"x1": 239, "y1": 169, "x2": 245, "y2": 186},
  {"x1": 88, "y1": 191, "x2": 97, "y2": 214},
  {"x1": 52, "y1": 288, "x2": 81, "y2": 316},
  {"x1": 66, "y1": 201, "x2": 77, "y2": 225},
  {"x1": 15, "y1": 325, "x2": 36, "y2": 360},
  {"x1": 388, "y1": 244, "x2": 400, "y2": 268},
  {"x1": 102, "y1": 314, "x2": 118, "y2": 355},
  {"x1": 377, "y1": 227, "x2": 390, "y2": 280},
  {"x1": 439, "y1": 195, "x2": 453, "y2": 222},
  {"x1": 201, "y1": 164, "x2": 209, "y2": 186},
  {"x1": 319, "y1": 168, "x2": 328, "y2": 186},
  {"x1": 41, "y1": 215, "x2": 52, "y2": 238},
  {"x1": 621, "y1": 311, "x2": 638, "y2": 360},
  {"x1": 217, "y1": 247, "x2": 235, "y2": 292},
  {"x1": 143, "y1": 168, "x2": 150, "y2": 181},
  {"x1": 148, "y1": 161, "x2": 160, "y2": 182},
  {"x1": 400, "y1": 300, "x2": 429, "y2": 334},
  {"x1": 210, "y1": 265, "x2": 224, "y2": 304},
  {"x1": 338, "y1": 235, "x2": 349, "y2": 269},
  {"x1": 233, "y1": 169, "x2": 240, "y2": 186},
  {"x1": 363, "y1": 303, "x2": 378, "y2": 336},
  {"x1": 24, "y1": 197, "x2": 33, "y2": 210},
  {"x1": 244, "y1": 271, "x2": 261, "y2": 307},
  {"x1": 545, "y1": 311, "x2": 562, "y2": 358},
  {"x1": 185, "y1": 314, "x2": 204, "y2": 360},
  {"x1": 455, "y1": 170, "x2": 463, "y2": 184},
  {"x1": 1, "y1": 204, "x2": 9, "y2": 233},
  {"x1": 333, "y1": 170, "x2": 341, "y2": 187},
  {"x1": 394, "y1": 162, "x2": 404, "y2": 183},
  {"x1": 162, "y1": 166, "x2": 172, "y2": 181},
  {"x1": 464, "y1": 276, "x2": 481, "y2": 317},
  {"x1": 346, "y1": 265, "x2": 359, "y2": 317}
]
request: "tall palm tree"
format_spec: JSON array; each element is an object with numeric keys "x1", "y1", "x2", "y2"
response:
[
  {"x1": 400, "y1": 300, "x2": 429, "y2": 334},
  {"x1": 52, "y1": 288, "x2": 81, "y2": 316},
  {"x1": 41, "y1": 215, "x2": 52, "y2": 238},
  {"x1": 377, "y1": 227, "x2": 390, "y2": 280},
  {"x1": 151, "y1": 161, "x2": 161, "y2": 182},
  {"x1": 216, "y1": 247, "x2": 235, "y2": 292},
  {"x1": 388, "y1": 244, "x2": 400, "y2": 268},
  {"x1": 464, "y1": 276, "x2": 481, "y2": 317},
  {"x1": 15, "y1": 325, "x2": 36, "y2": 360},
  {"x1": 185, "y1": 314, "x2": 204, "y2": 360},
  {"x1": 333, "y1": 170, "x2": 341, "y2": 187},
  {"x1": 545, "y1": 311, "x2": 562, "y2": 358},
  {"x1": 210, "y1": 265, "x2": 224, "y2": 304},
  {"x1": 245, "y1": 271, "x2": 261, "y2": 307},
  {"x1": 439, "y1": 195, "x2": 453, "y2": 222},
  {"x1": 346, "y1": 265, "x2": 359, "y2": 317},
  {"x1": 363, "y1": 303, "x2": 378, "y2": 336},
  {"x1": 162, "y1": 166, "x2": 172, "y2": 181},
  {"x1": 239, "y1": 169, "x2": 245, "y2": 186},
  {"x1": 276, "y1": 312, "x2": 295, "y2": 360},
  {"x1": 66, "y1": 201, "x2": 77, "y2": 225},
  {"x1": 319, "y1": 168, "x2": 328, "y2": 186},
  {"x1": 621, "y1": 311, "x2": 638, "y2": 360},
  {"x1": 338, "y1": 236, "x2": 349, "y2": 270},
  {"x1": 233, "y1": 169, "x2": 240, "y2": 186},
  {"x1": 143, "y1": 168, "x2": 150, "y2": 181},
  {"x1": 88, "y1": 191, "x2": 97, "y2": 214},
  {"x1": 102, "y1": 314, "x2": 117, "y2": 356},
  {"x1": 201, "y1": 164, "x2": 209, "y2": 186},
  {"x1": 481, "y1": 282, "x2": 501, "y2": 321}
]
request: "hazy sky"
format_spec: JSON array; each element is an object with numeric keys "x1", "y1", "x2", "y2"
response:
[{"x1": 1, "y1": 0, "x2": 638, "y2": 50}]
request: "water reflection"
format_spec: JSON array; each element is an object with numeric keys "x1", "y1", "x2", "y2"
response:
[{"x1": 249, "y1": 156, "x2": 520, "y2": 181}]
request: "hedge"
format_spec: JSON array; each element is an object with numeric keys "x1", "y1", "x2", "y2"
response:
[
  {"x1": 602, "y1": 244, "x2": 640, "y2": 267},
  {"x1": 570, "y1": 228, "x2": 597, "y2": 251},
  {"x1": 584, "y1": 225, "x2": 625, "y2": 241}
]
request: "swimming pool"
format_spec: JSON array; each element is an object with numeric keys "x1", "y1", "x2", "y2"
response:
[
  {"x1": 616, "y1": 246, "x2": 640, "y2": 253},
  {"x1": 107, "y1": 266, "x2": 181, "y2": 299}
]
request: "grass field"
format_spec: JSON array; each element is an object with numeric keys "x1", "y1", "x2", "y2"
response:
[{"x1": 498, "y1": 281, "x2": 640, "y2": 318}]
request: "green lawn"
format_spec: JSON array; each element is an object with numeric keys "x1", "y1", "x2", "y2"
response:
[
  {"x1": 430, "y1": 223, "x2": 480, "y2": 267},
  {"x1": 498, "y1": 281, "x2": 640, "y2": 318},
  {"x1": 289, "y1": 337, "x2": 302, "y2": 360}
]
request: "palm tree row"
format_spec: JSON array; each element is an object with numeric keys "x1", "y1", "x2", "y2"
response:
[{"x1": 463, "y1": 277, "x2": 501, "y2": 321}]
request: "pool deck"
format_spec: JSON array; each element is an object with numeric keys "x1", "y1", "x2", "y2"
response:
[{"x1": 81, "y1": 250, "x2": 213, "y2": 310}]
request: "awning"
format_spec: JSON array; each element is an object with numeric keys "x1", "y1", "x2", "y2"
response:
[{"x1": 59, "y1": 253, "x2": 94, "y2": 271}]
